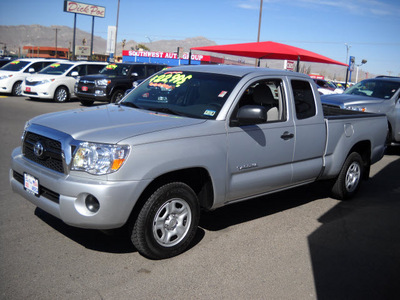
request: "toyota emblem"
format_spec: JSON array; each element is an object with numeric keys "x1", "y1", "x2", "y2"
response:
[{"x1": 33, "y1": 141, "x2": 44, "y2": 158}]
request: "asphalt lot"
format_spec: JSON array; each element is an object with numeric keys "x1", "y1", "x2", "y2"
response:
[{"x1": 1, "y1": 95, "x2": 399, "y2": 300}]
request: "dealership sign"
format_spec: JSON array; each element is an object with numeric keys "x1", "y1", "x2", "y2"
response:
[
  {"x1": 64, "y1": 1, "x2": 105, "y2": 18},
  {"x1": 123, "y1": 50, "x2": 209, "y2": 61}
]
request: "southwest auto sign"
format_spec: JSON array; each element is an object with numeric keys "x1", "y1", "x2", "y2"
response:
[{"x1": 64, "y1": 1, "x2": 105, "y2": 18}]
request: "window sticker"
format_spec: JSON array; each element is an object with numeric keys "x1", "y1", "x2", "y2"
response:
[
  {"x1": 50, "y1": 63, "x2": 61, "y2": 68},
  {"x1": 11, "y1": 60, "x2": 20, "y2": 64},
  {"x1": 204, "y1": 110, "x2": 216, "y2": 117},
  {"x1": 218, "y1": 91, "x2": 228, "y2": 98},
  {"x1": 106, "y1": 64, "x2": 118, "y2": 70}
]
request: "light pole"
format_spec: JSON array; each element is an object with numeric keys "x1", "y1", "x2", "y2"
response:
[
  {"x1": 256, "y1": 0, "x2": 263, "y2": 66},
  {"x1": 355, "y1": 59, "x2": 367, "y2": 83},
  {"x1": 344, "y1": 43, "x2": 352, "y2": 88}
]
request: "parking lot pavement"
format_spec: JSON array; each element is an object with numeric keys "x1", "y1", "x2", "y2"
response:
[{"x1": 1, "y1": 95, "x2": 400, "y2": 299}]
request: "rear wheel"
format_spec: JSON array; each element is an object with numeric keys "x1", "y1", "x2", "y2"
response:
[
  {"x1": 54, "y1": 86, "x2": 69, "y2": 102},
  {"x1": 131, "y1": 182, "x2": 200, "y2": 259},
  {"x1": 331, "y1": 152, "x2": 364, "y2": 200},
  {"x1": 12, "y1": 81, "x2": 22, "y2": 96}
]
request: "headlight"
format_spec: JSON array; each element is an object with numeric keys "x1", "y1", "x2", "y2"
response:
[
  {"x1": 0, "y1": 74, "x2": 12, "y2": 80},
  {"x1": 346, "y1": 106, "x2": 366, "y2": 112},
  {"x1": 21, "y1": 120, "x2": 31, "y2": 141},
  {"x1": 95, "y1": 79, "x2": 111, "y2": 86},
  {"x1": 72, "y1": 142, "x2": 130, "y2": 175},
  {"x1": 37, "y1": 79, "x2": 55, "y2": 85}
]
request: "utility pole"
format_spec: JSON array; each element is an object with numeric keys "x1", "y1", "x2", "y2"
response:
[
  {"x1": 53, "y1": 28, "x2": 59, "y2": 58},
  {"x1": 256, "y1": 0, "x2": 263, "y2": 67}
]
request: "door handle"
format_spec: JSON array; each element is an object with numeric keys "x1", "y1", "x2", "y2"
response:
[{"x1": 281, "y1": 131, "x2": 294, "y2": 140}]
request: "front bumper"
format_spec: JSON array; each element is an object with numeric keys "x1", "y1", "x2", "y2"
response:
[
  {"x1": 75, "y1": 86, "x2": 111, "y2": 102},
  {"x1": 21, "y1": 83, "x2": 54, "y2": 99},
  {"x1": 10, "y1": 147, "x2": 150, "y2": 229}
]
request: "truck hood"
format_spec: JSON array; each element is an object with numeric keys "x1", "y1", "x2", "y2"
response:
[
  {"x1": 321, "y1": 94, "x2": 384, "y2": 107},
  {"x1": 30, "y1": 104, "x2": 206, "y2": 144}
]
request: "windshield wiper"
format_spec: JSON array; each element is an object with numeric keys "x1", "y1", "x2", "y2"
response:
[
  {"x1": 146, "y1": 107, "x2": 184, "y2": 116},
  {"x1": 119, "y1": 102, "x2": 140, "y2": 108}
]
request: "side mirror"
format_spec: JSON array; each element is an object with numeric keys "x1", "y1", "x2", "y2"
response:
[
  {"x1": 71, "y1": 71, "x2": 79, "y2": 77},
  {"x1": 28, "y1": 68, "x2": 35, "y2": 73},
  {"x1": 131, "y1": 72, "x2": 138, "y2": 78},
  {"x1": 231, "y1": 105, "x2": 267, "y2": 126}
]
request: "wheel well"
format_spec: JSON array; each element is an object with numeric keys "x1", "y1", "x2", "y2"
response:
[
  {"x1": 128, "y1": 168, "x2": 214, "y2": 225},
  {"x1": 348, "y1": 140, "x2": 371, "y2": 179},
  {"x1": 55, "y1": 85, "x2": 70, "y2": 95}
]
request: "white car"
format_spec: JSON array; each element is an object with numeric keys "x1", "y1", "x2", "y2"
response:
[
  {"x1": 21, "y1": 61, "x2": 107, "y2": 102},
  {"x1": 0, "y1": 58, "x2": 60, "y2": 95}
]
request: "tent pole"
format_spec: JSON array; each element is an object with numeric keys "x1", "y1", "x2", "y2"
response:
[{"x1": 296, "y1": 56, "x2": 300, "y2": 72}]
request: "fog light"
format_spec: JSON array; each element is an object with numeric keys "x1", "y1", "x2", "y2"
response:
[{"x1": 85, "y1": 195, "x2": 100, "y2": 213}]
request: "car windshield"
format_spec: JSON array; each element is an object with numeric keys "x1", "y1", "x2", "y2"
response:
[
  {"x1": 345, "y1": 79, "x2": 400, "y2": 99},
  {"x1": 121, "y1": 69, "x2": 240, "y2": 119},
  {"x1": 99, "y1": 64, "x2": 131, "y2": 76},
  {"x1": 0, "y1": 60, "x2": 30, "y2": 71},
  {"x1": 38, "y1": 63, "x2": 73, "y2": 75}
]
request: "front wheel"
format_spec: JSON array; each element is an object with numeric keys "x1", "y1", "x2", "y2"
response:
[
  {"x1": 54, "y1": 86, "x2": 69, "y2": 102},
  {"x1": 131, "y1": 182, "x2": 200, "y2": 259},
  {"x1": 12, "y1": 81, "x2": 22, "y2": 96},
  {"x1": 111, "y1": 89, "x2": 124, "y2": 103},
  {"x1": 331, "y1": 152, "x2": 364, "y2": 200}
]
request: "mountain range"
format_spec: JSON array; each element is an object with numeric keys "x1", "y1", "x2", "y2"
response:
[{"x1": 1, "y1": 24, "x2": 368, "y2": 81}]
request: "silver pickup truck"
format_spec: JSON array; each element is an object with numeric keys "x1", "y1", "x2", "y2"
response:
[{"x1": 10, "y1": 65, "x2": 387, "y2": 259}]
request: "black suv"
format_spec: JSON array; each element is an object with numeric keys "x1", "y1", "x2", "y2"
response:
[{"x1": 75, "y1": 62, "x2": 166, "y2": 105}]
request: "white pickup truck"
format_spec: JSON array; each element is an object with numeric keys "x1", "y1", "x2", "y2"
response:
[{"x1": 10, "y1": 65, "x2": 387, "y2": 259}]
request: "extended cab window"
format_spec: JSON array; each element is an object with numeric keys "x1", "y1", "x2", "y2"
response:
[
  {"x1": 232, "y1": 79, "x2": 286, "y2": 124},
  {"x1": 291, "y1": 80, "x2": 316, "y2": 120}
]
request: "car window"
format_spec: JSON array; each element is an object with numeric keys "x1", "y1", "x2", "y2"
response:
[
  {"x1": 24, "y1": 62, "x2": 43, "y2": 73},
  {"x1": 87, "y1": 64, "x2": 104, "y2": 74},
  {"x1": 232, "y1": 79, "x2": 286, "y2": 124},
  {"x1": 345, "y1": 79, "x2": 400, "y2": 99},
  {"x1": 131, "y1": 65, "x2": 145, "y2": 77},
  {"x1": 0, "y1": 60, "x2": 30, "y2": 71},
  {"x1": 291, "y1": 80, "x2": 316, "y2": 120},
  {"x1": 68, "y1": 65, "x2": 86, "y2": 76}
]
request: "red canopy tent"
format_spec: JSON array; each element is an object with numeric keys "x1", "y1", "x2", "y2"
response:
[{"x1": 191, "y1": 41, "x2": 348, "y2": 71}]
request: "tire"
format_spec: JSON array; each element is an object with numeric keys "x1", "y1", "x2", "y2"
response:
[
  {"x1": 111, "y1": 89, "x2": 124, "y2": 103},
  {"x1": 80, "y1": 100, "x2": 94, "y2": 106},
  {"x1": 54, "y1": 86, "x2": 69, "y2": 102},
  {"x1": 131, "y1": 182, "x2": 200, "y2": 259},
  {"x1": 12, "y1": 81, "x2": 22, "y2": 96},
  {"x1": 331, "y1": 152, "x2": 364, "y2": 200}
]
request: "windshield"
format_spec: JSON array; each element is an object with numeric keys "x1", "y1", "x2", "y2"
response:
[
  {"x1": 99, "y1": 64, "x2": 131, "y2": 76},
  {"x1": 121, "y1": 69, "x2": 240, "y2": 119},
  {"x1": 0, "y1": 60, "x2": 30, "y2": 71},
  {"x1": 345, "y1": 79, "x2": 400, "y2": 99},
  {"x1": 38, "y1": 63, "x2": 73, "y2": 75}
]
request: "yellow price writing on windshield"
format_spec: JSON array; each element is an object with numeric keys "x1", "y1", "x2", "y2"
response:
[{"x1": 150, "y1": 72, "x2": 192, "y2": 87}]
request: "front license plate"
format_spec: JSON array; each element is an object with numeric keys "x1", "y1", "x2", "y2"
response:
[
  {"x1": 24, "y1": 173, "x2": 39, "y2": 196},
  {"x1": 26, "y1": 87, "x2": 31, "y2": 92},
  {"x1": 82, "y1": 86, "x2": 88, "y2": 92}
]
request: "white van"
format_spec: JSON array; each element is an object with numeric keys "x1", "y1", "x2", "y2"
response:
[
  {"x1": 21, "y1": 61, "x2": 107, "y2": 102},
  {"x1": 0, "y1": 58, "x2": 60, "y2": 95}
]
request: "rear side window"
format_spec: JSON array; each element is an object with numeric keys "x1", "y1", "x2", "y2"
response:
[
  {"x1": 291, "y1": 80, "x2": 316, "y2": 120},
  {"x1": 87, "y1": 64, "x2": 104, "y2": 74}
]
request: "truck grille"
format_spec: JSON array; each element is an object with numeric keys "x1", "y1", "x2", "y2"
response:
[{"x1": 23, "y1": 132, "x2": 64, "y2": 173}]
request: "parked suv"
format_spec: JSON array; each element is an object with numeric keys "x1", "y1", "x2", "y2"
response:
[
  {"x1": 0, "y1": 58, "x2": 60, "y2": 95},
  {"x1": 75, "y1": 62, "x2": 166, "y2": 106},
  {"x1": 21, "y1": 61, "x2": 107, "y2": 102},
  {"x1": 321, "y1": 76, "x2": 400, "y2": 144}
]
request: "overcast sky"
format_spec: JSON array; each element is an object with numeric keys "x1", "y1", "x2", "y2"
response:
[{"x1": 1, "y1": 0, "x2": 399, "y2": 76}]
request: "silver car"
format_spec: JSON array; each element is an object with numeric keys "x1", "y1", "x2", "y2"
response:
[{"x1": 321, "y1": 76, "x2": 400, "y2": 144}]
